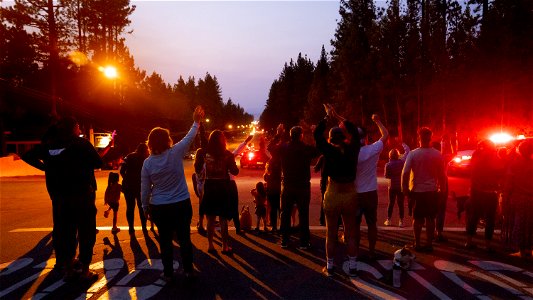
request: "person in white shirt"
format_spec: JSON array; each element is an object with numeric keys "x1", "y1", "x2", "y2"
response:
[
  {"x1": 401, "y1": 127, "x2": 447, "y2": 253},
  {"x1": 355, "y1": 114, "x2": 388, "y2": 260},
  {"x1": 141, "y1": 106, "x2": 204, "y2": 281}
]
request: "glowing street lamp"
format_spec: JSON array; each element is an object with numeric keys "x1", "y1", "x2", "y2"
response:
[
  {"x1": 228, "y1": 124, "x2": 233, "y2": 130},
  {"x1": 100, "y1": 66, "x2": 118, "y2": 79}
]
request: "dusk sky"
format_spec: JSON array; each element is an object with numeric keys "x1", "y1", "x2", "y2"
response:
[{"x1": 126, "y1": 1, "x2": 343, "y2": 118}]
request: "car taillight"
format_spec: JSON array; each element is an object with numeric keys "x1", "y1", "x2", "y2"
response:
[{"x1": 453, "y1": 155, "x2": 471, "y2": 163}]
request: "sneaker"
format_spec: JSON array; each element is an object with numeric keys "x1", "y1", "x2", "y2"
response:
[
  {"x1": 298, "y1": 243, "x2": 311, "y2": 250},
  {"x1": 280, "y1": 241, "x2": 288, "y2": 249},
  {"x1": 398, "y1": 220, "x2": 404, "y2": 228},
  {"x1": 111, "y1": 227, "x2": 120, "y2": 234},
  {"x1": 322, "y1": 266, "x2": 334, "y2": 277},
  {"x1": 384, "y1": 219, "x2": 391, "y2": 226}
]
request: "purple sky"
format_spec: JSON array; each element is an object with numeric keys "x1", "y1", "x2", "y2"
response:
[{"x1": 126, "y1": 1, "x2": 343, "y2": 117}]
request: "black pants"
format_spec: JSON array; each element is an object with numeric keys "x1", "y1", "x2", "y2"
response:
[
  {"x1": 54, "y1": 190, "x2": 97, "y2": 267},
  {"x1": 151, "y1": 200, "x2": 193, "y2": 276},
  {"x1": 124, "y1": 190, "x2": 147, "y2": 231},
  {"x1": 280, "y1": 183, "x2": 310, "y2": 246},
  {"x1": 436, "y1": 191, "x2": 448, "y2": 233},
  {"x1": 267, "y1": 192, "x2": 281, "y2": 230},
  {"x1": 229, "y1": 180, "x2": 241, "y2": 231},
  {"x1": 466, "y1": 190, "x2": 498, "y2": 240},
  {"x1": 387, "y1": 188, "x2": 405, "y2": 219}
]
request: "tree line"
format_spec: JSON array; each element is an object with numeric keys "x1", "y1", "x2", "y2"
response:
[
  {"x1": 260, "y1": 0, "x2": 533, "y2": 146},
  {"x1": 0, "y1": 0, "x2": 253, "y2": 153}
]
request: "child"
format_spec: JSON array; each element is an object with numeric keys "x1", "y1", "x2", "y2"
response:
[
  {"x1": 384, "y1": 142, "x2": 410, "y2": 227},
  {"x1": 104, "y1": 172, "x2": 122, "y2": 234},
  {"x1": 251, "y1": 182, "x2": 267, "y2": 231}
]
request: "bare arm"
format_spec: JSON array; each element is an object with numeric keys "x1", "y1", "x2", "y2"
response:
[{"x1": 372, "y1": 114, "x2": 389, "y2": 144}]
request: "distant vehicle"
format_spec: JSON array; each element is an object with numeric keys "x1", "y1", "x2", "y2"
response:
[
  {"x1": 183, "y1": 151, "x2": 196, "y2": 160},
  {"x1": 447, "y1": 149, "x2": 474, "y2": 176},
  {"x1": 239, "y1": 149, "x2": 269, "y2": 169},
  {"x1": 447, "y1": 134, "x2": 532, "y2": 177}
]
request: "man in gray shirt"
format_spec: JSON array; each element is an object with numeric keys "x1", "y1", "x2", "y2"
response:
[{"x1": 401, "y1": 127, "x2": 447, "y2": 252}]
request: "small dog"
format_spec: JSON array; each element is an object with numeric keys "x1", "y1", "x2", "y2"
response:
[
  {"x1": 239, "y1": 206, "x2": 252, "y2": 231},
  {"x1": 452, "y1": 191, "x2": 470, "y2": 219},
  {"x1": 393, "y1": 247, "x2": 416, "y2": 270}
]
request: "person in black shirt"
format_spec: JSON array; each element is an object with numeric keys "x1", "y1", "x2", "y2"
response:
[
  {"x1": 314, "y1": 103, "x2": 361, "y2": 277},
  {"x1": 120, "y1": 142, "x2": 150, "y2": 234},
  {"x1": 22, "y1": 117, "x2": 103, "y2": 282},
  {"x1": 269, "y1": 124, "x2": 320, "y2": 249}
]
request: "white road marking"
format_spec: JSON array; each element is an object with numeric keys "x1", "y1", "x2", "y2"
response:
[
  {"x1": 343, "y1": 261, "x2": 406, "y2": 300},
  {"x1": 0, "y1": 258, "x2": 33, "y2": 275},
  {"x1": 407, "y1": 271, "x2": 452, "y2": 300}
]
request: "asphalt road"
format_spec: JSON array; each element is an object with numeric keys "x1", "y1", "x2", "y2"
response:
[{"x1": 1, "y1": 160, "x2": 532, "y2": 299}]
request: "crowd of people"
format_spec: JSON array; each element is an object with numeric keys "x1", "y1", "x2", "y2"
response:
[{"x1": 22, "y1": 104, "x2": 532, "y2": 284}]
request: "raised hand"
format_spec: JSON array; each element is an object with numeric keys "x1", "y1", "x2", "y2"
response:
[{"x1": 193, "y1": 106, "x2": 205, "y2": 123}]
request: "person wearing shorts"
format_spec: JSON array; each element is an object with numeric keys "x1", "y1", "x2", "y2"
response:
[
  {"x1": 402, "y1": 127, "x2": 447, "y2": 253},
  {"x1": 355, "y1": 114, "x2": 388, "y2": 259},
  {"x1": 314, "y1": 103, "x2": 361, "y2": 276}
]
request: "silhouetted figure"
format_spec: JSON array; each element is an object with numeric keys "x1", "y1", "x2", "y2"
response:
[
  {"x1": 195, "y1": 130, "x2": 239, "y2": 255},
  {"x1": 120, "y1": 142, "x2": 149, "y2": 234},
  {"x1": 22, "y1": 117, "x2": 103, "y2": 281},
  {"x1": 269, "y1": 124, "x2": 319, "y2": 249}
]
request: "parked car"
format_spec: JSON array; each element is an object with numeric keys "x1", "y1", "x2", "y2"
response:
[
  {"x1": 239, "y1": 149, "x2": 269, "y2": 169},
  {"x1": 447, "y1": 149, "x2": 474, "y2": 176}
]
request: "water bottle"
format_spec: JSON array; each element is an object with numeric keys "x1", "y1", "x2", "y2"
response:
[{"x1": 393, "y1": 265, "x2": 401, "y2": 288}]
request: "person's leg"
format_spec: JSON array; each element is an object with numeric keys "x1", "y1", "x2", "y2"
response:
[
  {"x1": 56, "y1": 196, "x2": 77, "y2": 273},
  {"x1": 112, "y1": 209, "x2": 118, "y2": 229},
  {"x1": 77, "y1": 192, "x2": 97, "y2": 275},
  {"x1": 220, "y1": 218, "x2": 230, "y2": 251},
  {"x1": 50, "y1": 197, "x2": 67, "y2": 269},
  {"x1": 267, "y1": 193, "x2": 280, "y2": 231},
  {"x1": 323, "y1": 184, "x2": 338, "y2": 260},
  {"x1": 280, "y1": 187, "x2": 293, "y2": 245},
  {"x1": 484, "y1": 192, "x2": 498, "y2": 249},
  {"x1": 355, "y1": 193, "x2": 364, "y2": 257},
  {"x1": 124, "y1": 191, "x2": 136, "y2": 232},
  {"x1": 175, "y1": 200, "x2": 193, "y2": 273},
  {"x1": 425, "y1": 217, "x2": 435, "y2": 248},
  {"x1": 230, "y1": 180, "x2": 240, "y2": 232},
  {"x1": 206, "y1": 215, "x2": 216, "y2": 250},
  {"x1": 387, "y1": 187, "x2": 395, "y2": 221},
  {"x1": 365, "y1": 191, "x2": 379, "y2": 256},
  {"x1": 297, "y1": 186, "x2": 311, "y2": 247},
  {"x1": 465, "y1": 193, "x2": 480, "y2": 247},
  {"x1": 135, "y1": 192, "x2": 147, "y2": 230},
  {"x1": 413, "y1": 218, "x2": 424, "y2": 248},
  {"x1": 411, "y1": 192, "x2": 423, "y2": 248},
  {"x1": 436, "y1": 191, "x2": 447, "y2": 237},
  {"x1": 397, "y1": 190, "x2": 405, "y2": 222},
  {"x1": 151, "y1": 204, "x2": 174, "y2": 277}
]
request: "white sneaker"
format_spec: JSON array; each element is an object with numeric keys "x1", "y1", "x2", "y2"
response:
[
  {"x1": 398, "y1": 220, "x2": 404, "y2": 227},
  {"x1": 384, "y1": 219, "x2": 391, "y2": 226}
]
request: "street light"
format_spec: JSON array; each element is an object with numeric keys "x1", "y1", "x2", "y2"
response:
[{"x1": 99, "y1": 66, "x2": 118, "y2": 79}]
